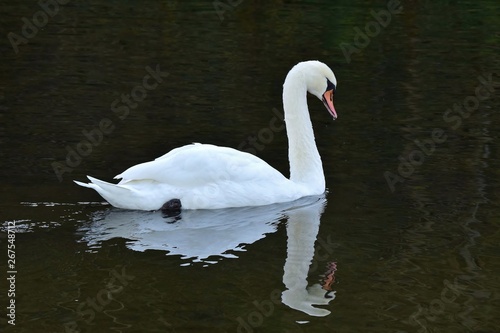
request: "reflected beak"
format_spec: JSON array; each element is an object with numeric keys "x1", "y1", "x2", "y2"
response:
[{"x1": 322, "y1": 90, "x2": 337, "y2": 120}]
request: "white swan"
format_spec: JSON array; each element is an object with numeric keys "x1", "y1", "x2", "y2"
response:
[{"x1": 75, "y1": 60, "x2": 337, "y2": 210}]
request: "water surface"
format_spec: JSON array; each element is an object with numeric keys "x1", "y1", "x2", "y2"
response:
[{"x1": 1, "y1": 0, "x2": 500, "y2": 332}]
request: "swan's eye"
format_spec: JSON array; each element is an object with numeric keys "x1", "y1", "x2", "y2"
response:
[{"x1": 326, "y1": 79, "x2": 336, "y2": 94}]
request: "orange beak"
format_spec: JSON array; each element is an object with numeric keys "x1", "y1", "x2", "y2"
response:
[{"x1": 322, "y1": 89, "x2": 337, "y2": 120}]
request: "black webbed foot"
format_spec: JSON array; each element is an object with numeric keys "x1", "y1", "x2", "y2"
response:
[{"x1": 161, "y1": 198, "x2": 182, "y2": 218}]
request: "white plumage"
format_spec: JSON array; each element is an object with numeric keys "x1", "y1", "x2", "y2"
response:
[{"x1": 75, "y1": 61, "x2": 337, "y2": 210}]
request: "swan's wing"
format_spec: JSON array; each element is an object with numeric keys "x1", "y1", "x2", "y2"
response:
[{"x1": 114, "y1": 143, "x2": 287, "y2": 186}]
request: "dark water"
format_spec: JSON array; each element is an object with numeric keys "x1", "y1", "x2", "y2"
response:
[{"x1": 1, "y1": 0, "x2": 500, "y2": 332}]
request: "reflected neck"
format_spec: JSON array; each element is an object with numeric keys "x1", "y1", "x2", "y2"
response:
[
  {"x1": 281, "y1": 199, "x2": 332, "y2": 317},
  {"x1": 283, "y1": 73, "x2": 325, "y2": 193}
]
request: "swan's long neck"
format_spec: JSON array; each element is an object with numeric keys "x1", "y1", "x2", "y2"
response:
[{"x1": 283, "y1": 72, "x2": 325, "y2": 193}]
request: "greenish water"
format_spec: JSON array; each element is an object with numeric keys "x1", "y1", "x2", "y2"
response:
[{"x1": 1, "y1": 0, "x2": 500, "y2": 332}]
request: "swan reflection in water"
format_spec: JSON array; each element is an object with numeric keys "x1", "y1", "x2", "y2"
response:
[
  {"x1": 282, "y1": 194, "x2": 336, "y2": 317},
  {"x1": 79, "y1": 194, "x2": 336, "y2": 316}
]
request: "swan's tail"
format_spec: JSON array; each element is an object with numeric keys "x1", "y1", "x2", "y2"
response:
[{"x1": 74, "y1": 176, "x2": 132, "y2": 209}]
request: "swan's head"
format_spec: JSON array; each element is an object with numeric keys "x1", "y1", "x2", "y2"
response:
[
  {"x1": 304, "y1": 61, "x2": 337, "y2": 120},
  {"x1": 287, "y1": 60, "x2": 338, "y2": 119}
]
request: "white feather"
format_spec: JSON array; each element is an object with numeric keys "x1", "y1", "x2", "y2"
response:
[{"x1": 74, "y1": 61, "x2": 337, "y2": 210}]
